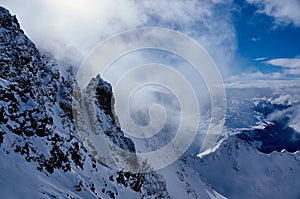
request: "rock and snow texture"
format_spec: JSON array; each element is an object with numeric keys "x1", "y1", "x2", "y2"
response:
[
  {"x1": 1, "y1": 5, "x2": 300, "y2": 199},
  {"x1": 0, "y1": 7, "x2": 169, "y2": 199}
]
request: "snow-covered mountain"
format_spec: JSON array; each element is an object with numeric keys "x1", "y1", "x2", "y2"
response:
[
  {"x1": 225, "y1": 86, "x2": 300, "y2": 153},
  {"x1": 0, "y1": 7, "x2": 169, "y2": 198},
  {"x1": 1, "y1": 6, "x2": 300, "y2": 199},
  {"x1": 195, "y1": 135, "x2": 300, "y2": 199}
]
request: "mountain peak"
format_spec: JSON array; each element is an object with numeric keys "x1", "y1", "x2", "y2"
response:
[
  {"x1": 0, "y1": 7, "x2": 169, "y2": 198},
  {"x1": 0, "y1": 6, "x2": 18, "y2": 28}
]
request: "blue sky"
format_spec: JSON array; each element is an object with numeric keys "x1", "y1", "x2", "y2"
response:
[
  {"x1": 234, "y1": 0, "x2": 300, "y2": 58},
  {"x1": 2, "y1": 0, "x2": 300, "y2": 80},
  {"x1": 232, "y1": 0, "x2": 300, "y2": 76}
]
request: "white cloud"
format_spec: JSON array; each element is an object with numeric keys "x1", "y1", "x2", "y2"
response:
[
  {"x1": 1, "y1": 0, "x2": 237, "y2": 75},
  {"x1": 284, "y1": 68, "x2": 300, "y2": 75},
  {"x1": 265, "y1": 58, "x2": 300, "y2": 68},
  {"x1": 225, "y1": 78, "x2": 300, "y2": 134},
  {"x1": 251, "y1": 37, "x2": 261, "y2": 42},
  {"x1": 254, "y1": 57, "x2": 268, "y2": 61},
  {"x1": 226, "y1": 71, "x2": 283, "y2": 83},
  {"x1": 268, "y1": 94, "x2": 299, "y2": 106},
  {"x1": 2, "y1": 0, "x2": 234, "y2": 151},
  {"x1": 2, "y1": 0, "x2": 145, "y2": 58},
  {"x1": 247, "y1": 0, "x2": 300, "y2": 27}
]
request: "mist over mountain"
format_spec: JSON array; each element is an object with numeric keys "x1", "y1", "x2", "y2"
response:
[
  {"x1": 0, "y1": 7, "x2": 169, "y2": 198},
  {"x1": 1, "y1": 6, "x2": 300, "y2": 199}
]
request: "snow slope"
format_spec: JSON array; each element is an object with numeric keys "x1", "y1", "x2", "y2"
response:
[
  {"x1": 0, "y1": 6, "x2": 168, "y2": 198},
  {"x1": 193, "y1": 136, "x2": 300, "y2": 199}
]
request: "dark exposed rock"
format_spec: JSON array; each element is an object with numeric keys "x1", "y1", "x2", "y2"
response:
[{"x1": 0, "y1": 6, "x2": 169, "y2": 198}]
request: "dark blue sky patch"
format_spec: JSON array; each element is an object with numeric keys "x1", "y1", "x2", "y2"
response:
[{"x1": 232, "y1": 0, "x2": 300, "y2": 73}]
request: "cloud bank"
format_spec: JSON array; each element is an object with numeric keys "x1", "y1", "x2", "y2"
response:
[
  {"x1": 265, "y1": 58, "x2": 300, "y2": 76},
  {"x1": 2, "y1": 0, "x2": 237, "y2": 74},
  {"x1": 247, "y1": 0, "x2": 300, "y2": 27},
  {"x1": 265, "y1": 58, "x2": 300, "y2": 68}
]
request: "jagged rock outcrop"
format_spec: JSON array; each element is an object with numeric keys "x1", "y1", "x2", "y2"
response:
[{"x1": 0, "y1": 6, "x2": 169, "y2": 198}]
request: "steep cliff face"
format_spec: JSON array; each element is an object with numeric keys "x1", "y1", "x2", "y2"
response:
[{"x1": 0, "y1": 7, "x2": 169, "y2": 198}]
